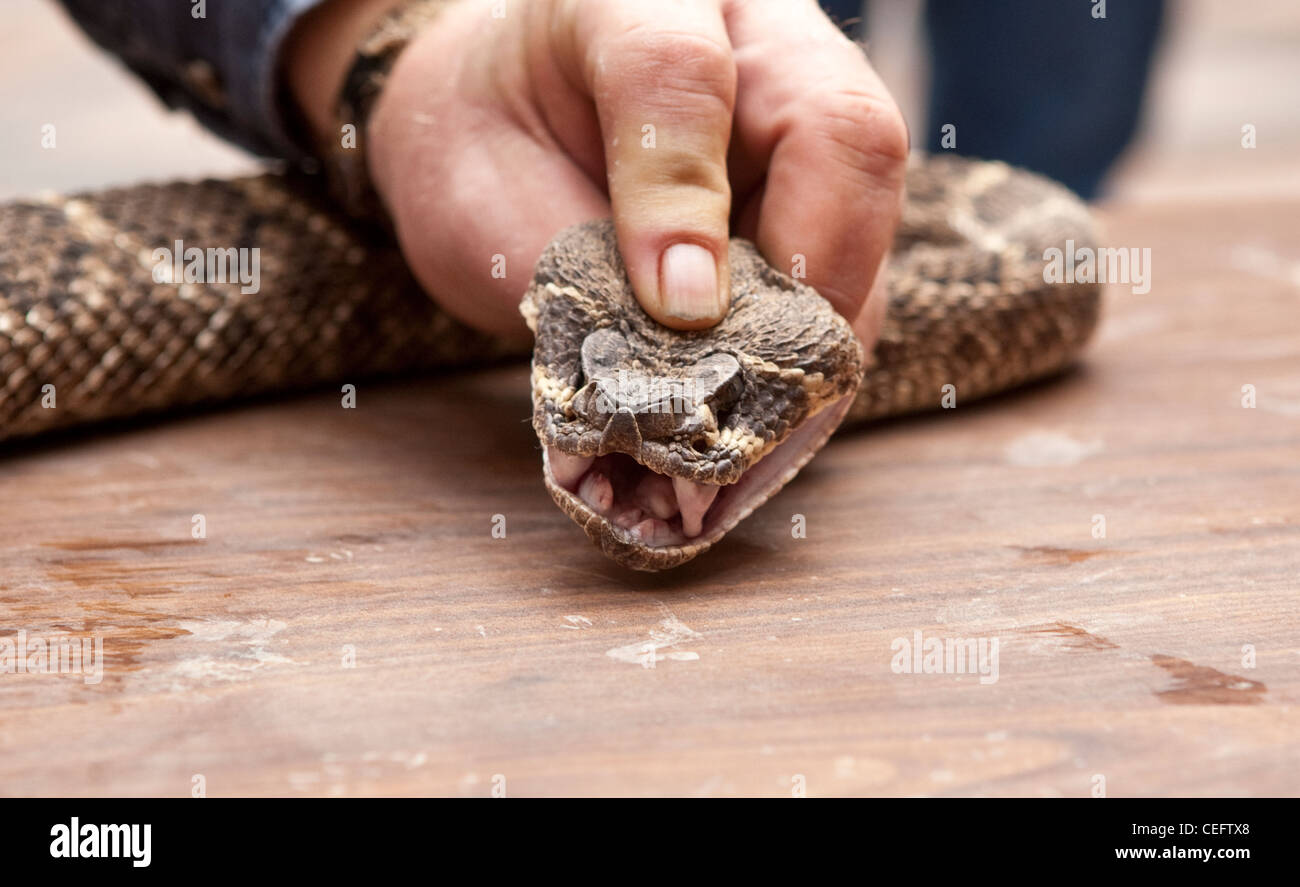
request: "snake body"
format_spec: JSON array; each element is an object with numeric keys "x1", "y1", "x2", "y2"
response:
[{"x1": 0, "y1": 155, "x2": 1100, "y2": 569}]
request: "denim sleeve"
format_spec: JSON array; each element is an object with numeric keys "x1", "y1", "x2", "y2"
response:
[{"x1": 57, "y1": 0, "x2": 328, "y2": 160}]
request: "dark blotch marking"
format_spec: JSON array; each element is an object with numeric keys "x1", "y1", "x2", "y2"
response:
[
  {"x1": 1150, "y1": 655, "x2": 1266, "y2": 706},
  {"x1": 43, "y1": 538, "x2": 200, "y2": 552},
  {"x1": 1021, "y1": 621, "x2": 1119, "y2": 651},
  {"x1": 46, "y1": 559, "x2": 177, "y2": 598},
  {"x1": 1011, "y1": 545, "x2": 1110, "y2": 565}
]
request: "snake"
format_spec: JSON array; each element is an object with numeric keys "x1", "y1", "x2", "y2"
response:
[{"x1": 0, "y1": 154, "x2": 1100, "y2": 570}]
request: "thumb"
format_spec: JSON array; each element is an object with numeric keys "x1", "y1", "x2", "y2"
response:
[{"x1": 568, "y1": 0, "x2": 735, "y2": 329}]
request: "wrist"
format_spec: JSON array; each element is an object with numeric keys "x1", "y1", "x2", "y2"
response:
[
  {"x1": 363, "y1": 0, "x2": 482, "y2": 207},
  {"x1": 284, "y1": 0, "x2": 407, "y2": 151}
]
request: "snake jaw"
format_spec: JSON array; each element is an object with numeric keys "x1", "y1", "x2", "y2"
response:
[{"x1": 539, "y1": 390, "x2": 857, "y2": 571}]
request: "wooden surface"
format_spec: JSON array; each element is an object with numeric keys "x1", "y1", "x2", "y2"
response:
[{"x1": 2, "y1": 198, "x2": 1298, "y2": 797}]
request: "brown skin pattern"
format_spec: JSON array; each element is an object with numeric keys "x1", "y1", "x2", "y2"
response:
[{"x1": 0, "y1": 156, "x2": 1099, "y2": 571}]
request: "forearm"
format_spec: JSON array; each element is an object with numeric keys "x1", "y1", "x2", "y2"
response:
[{"x1": 56, "y1": 0, "x2": 353, "y2": 160}]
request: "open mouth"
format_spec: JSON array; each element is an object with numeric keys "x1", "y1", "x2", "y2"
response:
[{"x1": 542, "y1": 393, "x2": 855, "y2": 550}]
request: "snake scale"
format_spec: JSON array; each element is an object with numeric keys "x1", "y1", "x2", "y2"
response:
[{"x1": 0, "y1": 154, "x2": 1100, "y2": 570}]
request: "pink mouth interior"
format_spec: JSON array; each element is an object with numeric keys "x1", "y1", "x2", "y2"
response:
[
  {"x1": 544, "y1": 394, "x2": 853, "y2": 550},
  {"x1": 546, "y1": 451, "x2": 718, "y2": 547}
]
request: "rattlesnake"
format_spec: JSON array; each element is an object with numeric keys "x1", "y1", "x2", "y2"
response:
[{"x1": 0, "y1": 154, "x2": 1100, "y2": 570}]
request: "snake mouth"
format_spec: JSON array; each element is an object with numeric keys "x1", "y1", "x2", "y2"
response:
[{"x1": 542, "y1": 393, "x2": 855, "y2": 554}]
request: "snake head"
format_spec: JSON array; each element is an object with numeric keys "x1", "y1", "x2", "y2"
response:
[
  {"x1": 521, "y1": 219, "x2": 864, "y2": 571},
  {"x1": 568, "y1": 329, "x2": 743, "y2": 451}
]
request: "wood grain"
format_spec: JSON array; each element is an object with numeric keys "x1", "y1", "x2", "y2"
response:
[{"x1": 1, "y1": 199, "x2": 1297, "y2": 797}]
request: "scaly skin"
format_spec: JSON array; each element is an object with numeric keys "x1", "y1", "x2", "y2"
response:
[{"x1": 0, "y1": 156, "x2": 1100, "y2": 570}]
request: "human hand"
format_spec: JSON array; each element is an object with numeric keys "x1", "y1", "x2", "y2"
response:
[{"x1": 288, "y1": 0, "x2": 907, "y2": 345}]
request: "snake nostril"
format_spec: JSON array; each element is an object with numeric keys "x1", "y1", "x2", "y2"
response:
[
  {"x1": 598, "y1": 407, "x2": 642, "y2": 455},
  {"x1": 691, "y1": 438, "x2": 710, "y2": 454},
  {"x1": 569, "y1": 381, "x2": 610, "y2": 426}
]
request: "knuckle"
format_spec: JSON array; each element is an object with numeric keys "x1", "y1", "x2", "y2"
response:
[
  {"x1": 812, "y1": 89, "x2": 910, "y2": 174},
  {"x1": 647, "y1": 157, "x2": 732, "y2": 201},
  {"x1": 601, "y1": 28, "x2": 736, "y2": 114}
]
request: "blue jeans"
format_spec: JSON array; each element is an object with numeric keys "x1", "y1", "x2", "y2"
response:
[
  {"x1": 823, "y1": 0, "x2": 1166, "y2": 198},
  {"x1": 61, "y1": 0, "x2": 1162, "y2": 200}
]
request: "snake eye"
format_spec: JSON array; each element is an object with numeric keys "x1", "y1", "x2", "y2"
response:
[
  {"x1": 690, "y1": 353, "x2": 742, "y2": 409},
  {"x1": 685, "y1": 353, "x2": 742, "y2": 428}
]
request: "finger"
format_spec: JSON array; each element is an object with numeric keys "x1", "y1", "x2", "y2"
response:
[
  {"x1": 851, "y1": 262, "x2": 890, "y2": 353},
  {"x1": 724, "y1": 0, "x2": 908, "y2": 323},
  {"x1": 563, "y1": 0, "x2": 737, "y2": 329}
]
